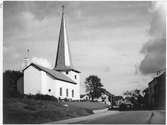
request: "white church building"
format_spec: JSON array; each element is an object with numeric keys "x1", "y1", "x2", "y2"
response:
[{"x1": 17, "y1": 7, "x2": 80, "y2": 100}]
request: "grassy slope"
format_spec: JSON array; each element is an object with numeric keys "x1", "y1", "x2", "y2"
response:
[
  {"x1": 65, "y1": 101, "x2": 109, "y2": 110},
  {"x1": 3, "y1": 98, "x2": 93, "y2": 124}
]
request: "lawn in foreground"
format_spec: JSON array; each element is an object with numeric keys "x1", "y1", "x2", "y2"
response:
[{"x1": 3, "y1": 97, "x2": 93, "y2": 124}]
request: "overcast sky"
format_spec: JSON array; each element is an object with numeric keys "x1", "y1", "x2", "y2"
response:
[{"x1": 3, "y1": 1, "x2": 166, "y2": 95}]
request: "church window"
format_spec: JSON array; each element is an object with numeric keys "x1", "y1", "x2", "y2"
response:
[
  {"x1": 66, "y1": 89, "x2": 68, "y2": 97},
  {"x1": 48, "y1": 89, "x2": 51, "y2": 92},
  {"x1": 75, "y1": 75, "x2": 77, "y2": 79},
  {"x1": 66, "y1": 71, "x2": 68, "y2": 74},
  {"x1": 72, "y1": 90, "x2": 74, "y2": 97},
  {"x1": 60, "y1": 87, "x2": 62, "y2": 96}
]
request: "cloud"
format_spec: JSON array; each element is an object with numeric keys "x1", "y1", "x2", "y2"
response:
[
  {"x1": 3, "y1": 1, "x2": 154, "y2": 95},
  {"x1": 139, "y1": 2, "x2": 166, "y2": 74},
  {"x1": 3, "y1": 46, "x2": 21, "y2": 59},
  {"x1": 31, "y1": 57, "x2": 52, "y2": 68}
]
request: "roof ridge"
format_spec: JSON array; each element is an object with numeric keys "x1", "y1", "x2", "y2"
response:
[{"x1": 23, "y1": 63, "x2": 77, "y2": 84}]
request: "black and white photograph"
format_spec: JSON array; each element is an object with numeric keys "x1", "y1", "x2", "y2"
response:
[{"x1": 3, "y1": 1, "x2": 166, "y2": 124}]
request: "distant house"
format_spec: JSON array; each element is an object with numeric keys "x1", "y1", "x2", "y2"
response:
[
  {"x1": 124, "y1": 97, "x2": 133, "y2": 105},
  {"x1": 144, "y1": 70, "x2": 166, "y2": 109},
  {"x1": 93, "y1": 90, "x2": 113, "y2": 105},
  {"x1": 17, "y1": 8, "x2": 80, "y2": 100},
  {"x1": 112, "y1": 96, "x2": 123, "y2": 106},
  {"x1": 80, "y1": 94, "x2": 90, "y2": 101},
  {"x1": 148, "y1": 71, "x2": 165, "y2": 108}
]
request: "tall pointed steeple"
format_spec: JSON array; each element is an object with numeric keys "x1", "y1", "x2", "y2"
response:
[{"x1": 54, "y1": 6, "x2": 74, "y2": 71}]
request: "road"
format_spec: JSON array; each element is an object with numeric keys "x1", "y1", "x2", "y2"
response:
[
  {"x1": 76, "y1": 110, "x2": 165, "y2": 124},
  {"x1": 50, "y1": 110, "x2": 165, "y2": 124}
]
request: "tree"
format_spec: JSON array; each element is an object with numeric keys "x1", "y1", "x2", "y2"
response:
[
  {"x1": 85, "y1": 75, "x2": 104, "y2": 101},
  {"x1": 143, "y1": 88, "x2": 149, "y2": 109},
  {"x1": 3, "y1": 70, "x2": 23, "y2": 98}
]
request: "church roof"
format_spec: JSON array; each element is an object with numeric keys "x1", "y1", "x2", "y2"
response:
[
  {"x1": 23, "y1": 63, "x2": 77, "y2": 84},
  {"x1": 54, "y1": 7, "x2": 80, "y2": 73}
]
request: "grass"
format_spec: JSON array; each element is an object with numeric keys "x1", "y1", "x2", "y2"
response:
[
  {"x1": 64, "y1": 101, "x2": 109, "y2": 110},
  {"x1": 3, "y1": 97, "x2": 93, "y2": 124},
  {"x1": 3, "y1": 97, "x2": 109, "y2": 124}
]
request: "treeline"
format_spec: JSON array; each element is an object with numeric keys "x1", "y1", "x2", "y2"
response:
[{"x1": 3, "y1": 70, "x2": 23, "y2": 98}]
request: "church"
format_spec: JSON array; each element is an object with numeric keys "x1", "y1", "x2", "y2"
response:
[{"x1": 17, "y1": 7, "x2": 80, "y2": 100}]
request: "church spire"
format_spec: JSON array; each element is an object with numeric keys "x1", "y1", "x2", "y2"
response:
[{"x1": 54, "y1": 6, "x2": 73, "y2": 71}]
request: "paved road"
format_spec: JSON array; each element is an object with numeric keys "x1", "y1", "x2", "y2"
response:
[
  {"x1": 76, "y1": 110, "x2": 165, "y2": 124},
  {"x1": 50, "y1": 110, "x2": 165, "y2": 124},
  {"x1": 150, "y1": 110, "x2": 165, "y2": 124}
]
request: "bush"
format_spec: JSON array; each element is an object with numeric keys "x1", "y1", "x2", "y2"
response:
[
  {"x1": 25, "y1": 94, "x2": 58, "y2": 102},
  {"x1": 119, "y1": 103, "x2": 127, "y2": 111},
  {"x1": 64, "y1": 98, "x2": 68, "y2": 102},
  {"x1": 24, "y1": 105, "x2": 36, "y2": 111},
  {"x1": 3, "y1": 70, "x2": 23, "y2": 98},
  {"x1": 119, "y1": 103, "x2": 133, "y2": 111}
]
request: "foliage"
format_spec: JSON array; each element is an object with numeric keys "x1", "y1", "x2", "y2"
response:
[
  {"x1": 123, "y1": 89, "x2": 144, "y2": 110},
  {"x1": 85, "y1": 75, "x2": 104, "y2": 101},
  {"x1": 3, "y1": 70, "x2": 23, "y2": 98},
  {"x1": 143, "y1": 88, "x2": 149, "y2": 108},
  {"x1": 119, "y1": 103, "x2": 133, "y2": 111},
  {"x1": 25, "y1": 94, "x2": 58, "y2": 102}
]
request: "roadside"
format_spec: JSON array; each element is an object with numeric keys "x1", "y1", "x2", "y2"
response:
[
  {"x1": 63, "y1": 101, "x2": 109, "y2": 110},
  {"x1": 93, "y1": 108, "x2": 108, "y2": 113},
  {"x1": 49, "y1": 110, "x2": 120, "y2": 124},
  {"x1": 50, "y1": 110, "x2": 165, "y2": 124},
  {"x1": 149, "y1": 110, "x2": 166, "y2": 124}
]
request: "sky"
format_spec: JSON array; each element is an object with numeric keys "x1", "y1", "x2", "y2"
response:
[{"x1": 3, "y1": 1, "x2": 166, "y2": 95}]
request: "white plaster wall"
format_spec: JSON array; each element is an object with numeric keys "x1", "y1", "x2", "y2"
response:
[
  {"x1": 24, "y1": 66, "x2": 41, "y2": 95},
  {"x1": 62, "y1": 71, "x2": 80, "y2": 83},
  {"x1": 41, "y1": 71, "x2": 48, "y2": 95},
  {"x1": 80, "y1": 95, "x2": 89, "y2": 100},
  {"x1": 43, "y1": 73, "x2": 80, "y2": 100},
  {"x1": 61, "y1": 71, "x2": 80, "y2": 100},
  {"x1": 24, "y1": 66, "x2": 80, "y2": 100}
]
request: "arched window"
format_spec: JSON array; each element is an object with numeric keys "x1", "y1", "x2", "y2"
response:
[
  {"x1": 72, "y1": 90, "x2": 74, "y2": 97},
  {"x1": 66, "y1": 89, "x2": 68, "y2": 97},
  {"x1": 60, "y1": 87, "x2": 62, "y2": 96}
]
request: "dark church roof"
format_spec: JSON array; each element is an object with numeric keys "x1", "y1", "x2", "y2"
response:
[{"x1": 23, "y1": 63, "x2": 77, "y2": 84}]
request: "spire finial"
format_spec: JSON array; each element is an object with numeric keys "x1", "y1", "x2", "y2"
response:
[
  {"x1": 62, "y1": 5, "x2": 64, "y2": 15},
  {"x1": 26, "y1": 49, "x2": 30, "y2": 58}
]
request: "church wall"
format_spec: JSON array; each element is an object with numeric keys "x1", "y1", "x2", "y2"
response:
[
  {"x1": 61, "y1": 71, "x2": 80, "y2": 100},
  {"x1": 61, "y1": 71, "x2": 80, "y2": 83},
  {"x1": 24, "y1": 66, "x2": 42, "y2": 95},
  {"x1": 24, "y1": 66, "x2": 80, "y2": 100},
  {"x1": 43, "y1": 73, "x2": 80, "y2": 100},
  {"x1": 41, "y1": 71, "x2": 49, "y2": 95}
]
